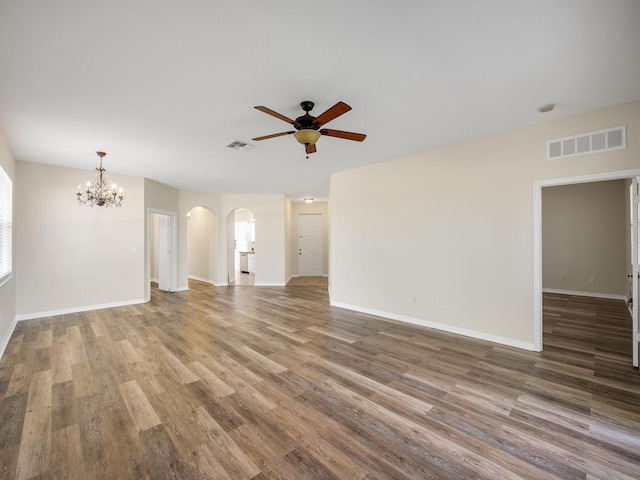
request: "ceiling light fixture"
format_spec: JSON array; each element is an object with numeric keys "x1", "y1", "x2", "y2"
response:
[
  {"x1": 538, "y1": 103, "x2": 555, "y2": 113},
  {"x1": 76, "y1": 151, "x2": 124, "y2": 207},
  {"x1": 304, "y1": 197, "x2": 314, "y2": 203}
]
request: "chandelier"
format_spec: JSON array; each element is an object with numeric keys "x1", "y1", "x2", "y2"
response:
[{"x1": 76, "y1": 151, "x2": 124, "y2": 207}]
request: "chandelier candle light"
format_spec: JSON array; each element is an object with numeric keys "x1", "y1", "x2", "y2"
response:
[{"x1": 76, "y1": 151, "x2": 124, "y2": 207}]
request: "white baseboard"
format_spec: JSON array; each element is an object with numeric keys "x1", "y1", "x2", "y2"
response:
[
  {"x1": 0, "y1": 316, "x2": 18, "y2": 361},
  {"x1": 188, "y1": 275, "x2": 216, "y2": 285},
  {"x1": 15, "y1": 297, "x2": 149, "y2": 322},
  {"x1": 542, "y1": 288, "x2": 627, "y2": 301},
  {"x1": 255, "y1": 282, "x2": 286, "y2": 287},
  {"x1": 330, "y1": 301, "x2": 536, "y2": 351},
  {"x1": 187, "y1": 276, "x2": 229, "y2": 287}
]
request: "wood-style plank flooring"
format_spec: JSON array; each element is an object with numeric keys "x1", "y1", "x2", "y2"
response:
[{"x1": 1, "y1": 282, "x2": 639, "y2": 479}]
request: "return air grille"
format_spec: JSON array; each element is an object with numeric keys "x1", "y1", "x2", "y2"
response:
[{"x1": 547, "y1": 125, "x2": 626, "y2": 160}]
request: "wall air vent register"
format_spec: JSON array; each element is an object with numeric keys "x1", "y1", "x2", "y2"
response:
[
  {"x1": 226, "y1": 141, "x2": 253, "y2": 151},
  {"x1": 547, "y1": 125, "x2": 626, "y2": 160}
]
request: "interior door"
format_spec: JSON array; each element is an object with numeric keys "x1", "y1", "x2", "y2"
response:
[
  {"x1": 158, "y1": 214, "x2": 171, "y2": 292},
  {"x1": 299, "y1": 214, "x2": 323, "y2": 276},
  {"x1": 632, "y1": 178, "x2": 639, "y2": 368}
]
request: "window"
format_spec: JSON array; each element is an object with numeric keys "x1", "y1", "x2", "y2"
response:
[{"x1": 0, "y1": 165, "x2": 12, "y2": 286}]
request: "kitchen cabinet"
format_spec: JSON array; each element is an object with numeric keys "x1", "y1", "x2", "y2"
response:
[
  {"x1": 239, "y1": 253, "x2": 248, "y2": 273},
  {"x1": 248, "y1": 253, "x2": 255, "y2": 274},
  {"x1": 240, "y1": 252, "x2": 255, "y2": 274}
]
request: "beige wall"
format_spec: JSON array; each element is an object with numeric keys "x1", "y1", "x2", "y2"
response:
[
  {"x1": 329, "y1": 100, "x2": 640, "y2": 349},
  {"x1": 16, "y1": 161, "x2": 146, "y2": 317},
  {"x1": 187, "y1": 206, "x2": 216, "y2": 283},
  {"x1": 284, "y1": 197, "x2": 292, "y2": 282},
  {"x1": 0, "y1": 130, "x2": 16, "y2": 355},
  {"x1": 542, "y1": 180, "x2": 628, "y2": 297},
  {"x1": 290, "y1": 201, "x2": 329, "y2": 276}
]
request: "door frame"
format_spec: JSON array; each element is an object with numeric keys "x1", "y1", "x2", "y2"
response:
[
  {"x1": 632, "y1": 177, "x2": 639, "y2": 367},
  {"x1": 533, "y1": 168, "x2": 640, "y2": 352},
  {"x1": 147, "y1": 208, "x2": 178, "y2": 295}
]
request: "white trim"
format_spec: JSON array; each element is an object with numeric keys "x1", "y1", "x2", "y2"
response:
[
  {"x1": 543, "y1": 288, "x2": 627, "y2": 301},
  {"x1": 254, "y1": 282, "x2": 286, "y2": 287},
  {"x1": 533, "y1": 182, "x2": 543, "y2": 352},
  {"x1": 533, "y1": 168, "x2": 640, "y2": 354},
  {"x1": 15, "y1": 297, "x2": 148, "y2": 321},
  {"x1": 0, "y1": 315, "x2": 18, "y2": 361},
  {"x1": 173, "y1": 286, "x2": 190, "y2": 292},
  {"x1": 147, "y1": 208, "x2": 178, "y2": 295},
  {"x1": 186, "y1": 275, "x2": 225, "y2": 287},
  {"x1": 330, "y1": 301, "x2": 536, "y2": 351},
  {"x1": 188, "y1": 274, "x2": 216, "y2": 285}
]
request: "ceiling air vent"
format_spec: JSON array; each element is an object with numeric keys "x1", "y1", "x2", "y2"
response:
[
  {"x1": 226, "y1": 140, "x2": 253, "y2": 151},
  {"x1": 547, "y1": 125, "x2": 626, "y2": 160}
]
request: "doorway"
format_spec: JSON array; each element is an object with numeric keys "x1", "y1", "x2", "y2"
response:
[
  {"x1": 148, "y1": 209, "x2": 178, "y2": 294},
  {"x1": 533, "y1": 169, "x2": 640, "y2": 361}
]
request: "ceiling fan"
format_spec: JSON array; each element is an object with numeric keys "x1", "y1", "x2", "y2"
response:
[{"x1": 252, "y1": 101, "x2": 366, "y2": 156}]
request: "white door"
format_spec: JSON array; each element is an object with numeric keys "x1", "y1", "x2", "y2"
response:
[
  {"x1": 158, "y1": 214, "x2": 171, "y2": 292},
  {"x1": 299, "y1": 214, "x2": 323, "y2": 276},
  {"x1": 632, "y1": 177, "x2": 639, "y2": 368}
]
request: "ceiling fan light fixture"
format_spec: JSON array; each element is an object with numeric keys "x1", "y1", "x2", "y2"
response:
[{"x1": 294, "y1": 129, "x2": 321, "y2": 145}]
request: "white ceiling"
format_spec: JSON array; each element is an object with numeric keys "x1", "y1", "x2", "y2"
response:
[{"x1": 1, "y1": 1, "x2": 639, "y2": 201}]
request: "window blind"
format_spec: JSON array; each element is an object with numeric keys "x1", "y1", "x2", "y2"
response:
[{"x1": 0, "y1": 165, "x2": 12, "y2": 286}]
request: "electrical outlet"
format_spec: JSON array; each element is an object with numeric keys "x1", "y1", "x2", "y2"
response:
[
  {"x1": 588, "y1": 276, "x2": 595, "y2": 284},
  {"x1": 439, "y1": 299, "x2": 446, "y2": 308},
  {"x1": 560, "y1": 273, "x2": 565, "y2": 280},
  {"x1": 412, "y1": 296, "x2": 418, "y2": 303},
  {"x1": 84, "y1": 287, "x2": 89, "y2": 294}
]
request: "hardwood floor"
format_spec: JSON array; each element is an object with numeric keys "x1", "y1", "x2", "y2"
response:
[{"x1": 1, "y1": 283, "x2": 639, "y2": 479}]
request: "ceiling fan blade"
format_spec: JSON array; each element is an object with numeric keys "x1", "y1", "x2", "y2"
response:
[
  {"x1": 306, "y1": 143, "x2": 317, "y2": 155},
  {"x1": 320, "y1": 129, "x2": 366, "y2": 142},
  {"x1": 254, "y1": 106, "x2": 297, "y2": 125},
  {"x1": 312, "y1": 102, "x2": 351, "y2": 127},
  {"x1": 252, "y1": 131, "x2": 295, "y2": 141}
]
